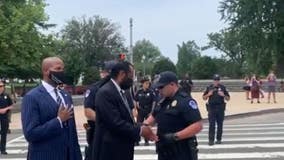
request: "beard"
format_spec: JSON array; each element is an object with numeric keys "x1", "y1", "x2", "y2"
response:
[{"x1": 120, "y1": 77, "x2": 133, "y2": 90}]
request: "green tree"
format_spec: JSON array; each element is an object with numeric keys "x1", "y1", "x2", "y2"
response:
[
  {"x1": 152, "y1": 58, "x2": 176, "y2": 76},
  {"x1": 61, "y1": 16, "x2": 126, "y2": 66},
  {"x1": 219, "y1": 0, "x2": 284, "y2": 77},
  {"x1": 176, "y1": 40, "x2": 201, "y2": 78},
  {"x1": 133, "y1": 39, "x2": 163, "y2": 76},
  {"x1": 82, "y1": 67, "x2": 100, "y2": 85},
  {"x1": 0, "y1": 0, "x2": 53, "y2": 79},
  {"x1": 191, "y1": 56, "x2": 217, "y2": 79},
  {"x1": 205, "y1": 30, "x2": 246, "y2": 77}
]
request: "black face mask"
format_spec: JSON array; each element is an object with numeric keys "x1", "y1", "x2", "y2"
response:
[
  {"x1": 120, "y1": 77, "x2": 133, "y2": 90},
  {"x1": 49, "y1": 71, "x2": 66, "y2": 85}
]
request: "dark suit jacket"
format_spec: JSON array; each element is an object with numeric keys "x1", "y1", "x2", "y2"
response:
[
  {"x1": 93, "y1": 80, "x2": 140, "y2": 160},
  {"x1": 21, "y1": 84, "x2": 82, "y2": 160}
]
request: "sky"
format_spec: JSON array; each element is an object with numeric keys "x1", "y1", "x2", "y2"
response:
[{"x1": 45, "y1": 0, "x2": 227, "y2": 64}]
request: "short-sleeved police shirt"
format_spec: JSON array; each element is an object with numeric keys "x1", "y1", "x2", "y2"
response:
[
  {"x1": 203, "y1": 84, "x2": 230, "y2": 105},
  {"x1": 134, "y1": 88, "x2": 155, "y2": 108},
  {"x1": 84, "y1": 80, "x2": 106, "y2": 111},
  {"x1": 152, "y1": 90, "x2": 202, "y2": 135},
  {"x1": 0, "y1": 93, "x2": 13, "y2": 117}
]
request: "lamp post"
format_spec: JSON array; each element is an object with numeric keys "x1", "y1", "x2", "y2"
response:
[
  {"x1": 142, "y1": 55, "x2": 146, "y2": 76},
  {"x1": 129, "y1": 18, "x2": 133, "y2": 64}
]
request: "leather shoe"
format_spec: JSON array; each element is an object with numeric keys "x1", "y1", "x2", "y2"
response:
[
  {"x1": 208, "y1": 141, "x2": 214, "y2": 146},
  {"x1": 1, "y1": 151, "x2": 8, "y2": 155}
]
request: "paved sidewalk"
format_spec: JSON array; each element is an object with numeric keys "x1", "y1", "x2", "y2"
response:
[{"x1": 9, "y1": 92, "x2": 284, "y2": 130}]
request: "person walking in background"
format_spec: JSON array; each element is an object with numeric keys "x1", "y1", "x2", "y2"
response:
[
  {"x1": 267, "y1": 70, "x2": 277, "y2": 103},
  {"x1": 203, "y1": 74, "x2": 230, "y2": 146},
  {"x1": 250, "y1": 74, "x2": 260, "y2": 104},
  {"x1": 256, "y1": 76, "x2": 265, "y2": 99},
  {"x1": 243, "y1": 76, "x2": 251, "y2": 100},
  {"x1": 92, "y1": 61, "x2": 158, "y2": 160},
  {"x1": 21, "y1": 57, "x2": 82, "y2": 160},
  {"x1": 0, "y1": 80, "x2": 14, "y2": 155}
]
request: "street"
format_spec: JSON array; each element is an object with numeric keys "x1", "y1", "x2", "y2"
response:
[{"x1": 1, "y1": 111, "x2": 284, "y2": 160}]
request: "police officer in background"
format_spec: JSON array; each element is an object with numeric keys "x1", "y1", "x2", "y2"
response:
[
  {"x1": 134, "y1": 77, "x2": 156, "y2": 146},
  {"x1": 83, "y1": 60, "x2": 116, "y2": 159},
  {"x1": 0, "y1": 80, "x2": 13, "y2": 155},
  {"x1": 202, "y1": 74, "x2": 230, "y2": 146},
  {"x1": 144, "y1": 71, "x2": 203, "y2": 160},
  {"x1": 179, "y1": 73, "x2": 193, "y2": 96}
]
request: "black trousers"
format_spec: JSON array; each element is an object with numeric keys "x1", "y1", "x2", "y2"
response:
[
  {"x1": 0, "y1": 117, "x2": 9, "y2": 152},
  {"x1": 137, "y1": 107, "x2": 151, "y2": 143},
  {"x1": 208, "y1": 107, "x2": 224, "y2": 142},
  {"x1": 85, "y1": 121, "x2": 95, "y2": 160}
]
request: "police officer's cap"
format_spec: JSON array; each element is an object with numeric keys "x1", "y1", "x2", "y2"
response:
[
  {"x1": 102, "y1": 60, "x2": 117, "y2": 72},
  {"x1": 213, "y1": 74, "x2": 220, "y2": 81},
  {"x1": 153, "y1": 71, "x2": 178, "y2": 88}
]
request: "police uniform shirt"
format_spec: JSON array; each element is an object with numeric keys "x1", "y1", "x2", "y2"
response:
[
  {"x1": 152, "y1": 90, "x2": 202, "y2": 135},
  {"x1": 0, "y1": 93, "x2": 13, "y2": 117},
  {"x1": 203, "y1": 84, "x2": 230, "y2": 105},
  {"x1": 134, "y1": 88, "x2": 155, "y2": 108},
  {"x1": 179, "y1": 79, "x2": 193, "y2": 94},
  {"x1": 84, "y1": 80, "x2": 106, "y2": 111}
]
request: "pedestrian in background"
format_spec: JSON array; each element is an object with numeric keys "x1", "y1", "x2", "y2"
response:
[
  {"x1": 266, "y1": 70, "x2": 277, "y2": 103},
  {"x1": 134, "y1": 77, "x2": 156, "y2": 146},
  {"x1": 144, "y1": 71, "x2": 203, "y2": 160},
  {"x1": 243, "y1": 76, "x2": 251, "y2": 100},
  {"x1": 203, "y1": 74, "x2": 230, "y2": 146},
  {"x1": 92, "y1": 61, "x2": 158, "y2": 160},
  {"x1": 0, "y1": 80, "x2": 13, "y2": 155},
  {"x1": 21, "y1": 56, "x2": 82, "y2": 160},
  {"x1": 250, "y1": 74, "x2": 260, "y2": 104}
]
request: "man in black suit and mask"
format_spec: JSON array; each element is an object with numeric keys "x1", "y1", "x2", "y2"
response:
[{"x1": 92, "y1": 61, "x2": 158, "y2": 160}]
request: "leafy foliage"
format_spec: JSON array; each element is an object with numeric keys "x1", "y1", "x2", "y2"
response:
[
  {"x1": 176, "y1": 41, "x2": 201, "y2": 78},
  {"x1": 191, "y1": 56, "x2": 217, "y2": 79},
  {"x1": 133, "y1": 39, "x2": 163, "y2": 76},
  {"x1": 152, "y1": 58, "x2": 176, "y2": 76},
  {"x1": 61, "y1": 16, "x2": 126, "y2": 67},
  {"x1": 218, "y1": 0, "x2": 284, "y2": 77},
  {"x1": 0, "y1": 0, "x2": 54, "y2": 79}
]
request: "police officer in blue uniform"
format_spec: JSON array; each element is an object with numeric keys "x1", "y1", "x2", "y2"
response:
[
  {"x1": 202, "y1": 74, "x2": 230, "y2": 146},
  {"x1": 134, "y1": 77, "x2": 156, "y2": 145},
  {"x1": 0, "y1": 80, "x2": 13, "y2": 155},
  {"x1": 144, "y1": 71, "x2": 203, "y2": 160},
  {"x1": 83, "y1": 60, "x2": 116, "y2": 159}
]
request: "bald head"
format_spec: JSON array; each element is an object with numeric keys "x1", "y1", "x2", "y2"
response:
[
  {"x1": 42, "y1": 57, "x2": 63, "y2": 72},
  {"x1": 42, "y1": 57, "x2": 64, "y2": 83}
]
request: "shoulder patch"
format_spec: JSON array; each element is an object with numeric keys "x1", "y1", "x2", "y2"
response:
[
  {"x1": 189, "y1": 100, "x2": 198, "y2": 109},
  {"x1": 85, "y1": 89, "x2": 91, "y2": 98}
]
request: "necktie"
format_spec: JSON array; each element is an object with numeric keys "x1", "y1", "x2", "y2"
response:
[
  {"x1": 54, "y1": 88, "x2": 62, "y2": 106},
  {"x1": 55, "y1": 88, "x2": 68, "y2": 127},
  {"x1": 120, "y1": 90, "x2": 135, "y2": 122}
]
